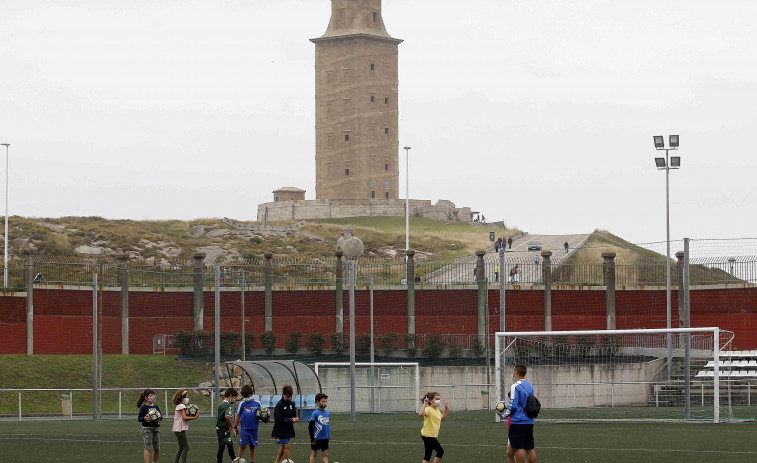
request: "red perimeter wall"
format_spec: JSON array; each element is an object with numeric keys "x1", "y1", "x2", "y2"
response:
[{"x1": 0, "y1": 286, "x2": 755, "y2": 354}]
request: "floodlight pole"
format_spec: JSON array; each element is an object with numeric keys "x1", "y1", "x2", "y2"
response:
[
  {"x1": 665, "y1": 147, "x2": 672, "y2": 381},
  {"x1": 404, "y1": 146, "x2": 411, "y2": 257},
  {"x1": 349, "y1": 260, "x2": 356, "y2": 421},
  {"x1": 1, "y1": 143, "x2": 9, "y2": 288},
  {"x1": 240, "y1": 269, "x2": 246, "y2": 362},
  {"x1": 214, "y1": 266, "x2": 221, "y2": 404}
]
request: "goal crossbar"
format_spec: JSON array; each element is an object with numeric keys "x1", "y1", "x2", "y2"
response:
[{"x1": 495, "y1": 328, "x2": 728, "y2": 423}]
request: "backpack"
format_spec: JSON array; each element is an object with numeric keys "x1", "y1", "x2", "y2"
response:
[{"x1": 525, "y1": 394, "x2": 541, "y2": 419}]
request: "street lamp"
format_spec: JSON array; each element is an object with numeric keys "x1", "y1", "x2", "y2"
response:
[
  {"x1": 653, "y1": 135, "x2": 680, "y2": 381},
  {"x1": 1, "y1": 143, "x2": 9, "y2": 288},
  {"x1": 403, "y1": 146, "x2": 411, "y2": 255}
]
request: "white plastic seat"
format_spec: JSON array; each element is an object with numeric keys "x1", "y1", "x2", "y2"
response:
[{"x1": 695, "y1": 371, "x2": 706, "y2": 378}]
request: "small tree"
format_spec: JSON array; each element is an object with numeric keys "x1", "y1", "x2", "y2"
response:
[
  {"x1": 405, "y1": 334, "x2": 419, "y2": 358},
  {"x1": 219, "y1": 332, "x2": 241, "y2": 356},
  {"x1": 331, "y1": 332, "x2": 347, "y2": 356},
  {"x1": 449, "y1": 342, "x2": 464, "y2": 359},
  {"x1": 356, "y1": 334, "x2": 372, "y2": 357},
  {"x1": 286, "y1": 331, "x2": 303, "y2": 354},
  {"x1": 422, "y1": 334, "x2": 446, "y2": 359},
  {"x1": 260, "y1": 331, "x2": 277, "y2": 355},
  {"x1": 472, "y1": 337, "x2": 485, "y2": 358},
  {"x1": 378, "y1": 332, "x2": 398, "y2": 358},
  {"x1": 306, "y1": 333, "x2": 326, "y2": 356},
  {"x1": 244, "y1": 333, "x2": 255, "y2": 355}
]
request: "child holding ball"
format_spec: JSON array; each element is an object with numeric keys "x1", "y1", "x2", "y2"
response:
[
  {"x1": 137, "y1": 389, "x2": 163, "y2": 463},
  {"x1": 172, "y1": 389, "x2": 200, "y2": 463}
]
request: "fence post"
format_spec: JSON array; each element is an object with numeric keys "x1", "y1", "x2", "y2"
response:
[
  {"x1": 23, "y1": 249, "x2": 34, "y2": 355},
  {"x1": 192, "y1": 252, "x2": 206, "y2": 330},
  {"x1": 476, "y1": 251, "x2": 486, "y2": 344},
  {"x1": 676, "y1": 251, "x2": 685, "y2": 325},
  {"x1": 264, "y1": 253, "x2": 273, "y2": 332},
  {"x1": 335, "y1": 250, "x2": 344, "y2": 333},
  {"x1": 541, "y1": 250, "x2": 552, "y2": 331},
  {"x1": 602, "y1": 252, "x2": 616, "y2": 330},
  {"x1": 117, "y1": 253, "x2": 129, "y2": 354},
  {"x1": 407, "y1": 250, "x2": 416, "y2": 336}
]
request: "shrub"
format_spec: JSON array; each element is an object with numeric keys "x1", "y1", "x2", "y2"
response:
[
  {"x1": 378, "y1": 332, "x2": 398, "y2": 358},
  {"x1": 331, "y1": 333, "x2": 347, "y2": 355},
  {"x1": 356, "y1": 334, "x2": 372, "y2": 357},
  {"x1": 449, "y1": 343, "x2": 464, "y2": 359},
  {"x1": 306, "y1": 333, "x2": 326, "y2": 356},
  {"x1": 405, "y1": 334, "x2": 419, "y2": 358},
  {"x1": 260, "y1": 331, "x2": 277, "y2": 354},
  {"x1": 285, "y1": 332, "x2": 303, "y2": 354},
  {"x1": 472, "y1": 337, "x2": 485, "y2": 358},
  {"x1": 244, "y1": 333, "x2": 255, "y2": 354},
  {"x1": 423, "y1": 334, "x2": 446, "y2": 359},
  {"x1": 220, "y1": 332, "x2": 241, "y2": 356},
  {"x1": 174, "y1": 330, "x2": 212, "y2": 357}
]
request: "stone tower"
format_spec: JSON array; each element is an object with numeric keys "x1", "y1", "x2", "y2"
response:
[{"x1": 311, "y1": 0, "x2": 402, "y2": 200}]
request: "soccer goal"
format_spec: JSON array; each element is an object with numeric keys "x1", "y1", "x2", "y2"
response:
[
  {"x1": 314, "y1": 362, "x2": 420, "y2": 413},
  {"x1": 495, "y1": 328, "x2": 736, "y2": 423}
]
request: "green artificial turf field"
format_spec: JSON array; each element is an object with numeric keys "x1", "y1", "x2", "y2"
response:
[{"x1": 0, "y1": 411, "x2": 755, "y2": 462}]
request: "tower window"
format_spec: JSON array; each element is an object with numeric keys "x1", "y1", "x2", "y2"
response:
[
  {"x1": 385, "y1": 192, "x2": 389, "y2": 199},
  {"x1": 371, "y1": 63, "x2": 375, "y2": 71},
  {"x1": 373, "y1": 12, "x2": 377, "y2": 23},
  {"x1": 385, "y1": 98, "x2": 389, "y2": 105},
  {"x1": 385, "y1": 181, "x2": 390, "y2": 189},
  {"x1": 371, "y1": 191, "x2": 375, "y2": 198},
  {"x1": 384, "y1": 128, "x2": 389, "y2": 135},
  {"x1": 385, "y1": 163, "x2": 389, "y2": 171},
  {"x1": 345, "y1": 168, "x2": 350, "y2": 176},
  {"x1": 371, "y1": 95, "x2": 375, "y2": 103},
  {"x1": 345, "y1": 134, "x2": 349, "y2": 142},
  {"x1": 371, "y1": 180, "x2": 376, "y2": 187}
]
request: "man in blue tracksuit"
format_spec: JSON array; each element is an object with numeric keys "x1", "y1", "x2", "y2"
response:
[{"x1": 499, "y1": 364, "x2": 536, "y2": 463}]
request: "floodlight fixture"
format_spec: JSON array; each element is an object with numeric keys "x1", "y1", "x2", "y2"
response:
[
  {"x1": 655, "y1": 157, "x2": 666, "y2": 168},
  {"x1": 653, "y1": 136, "x2": 665, "y2": 149},
  {"x1": 669, "y1": 135, "x2": 679, "y2": 148},
  {"x1": 670, "y1": 156, "x2": 681, "y2": 168}
]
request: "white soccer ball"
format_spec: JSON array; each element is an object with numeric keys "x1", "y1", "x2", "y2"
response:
[
  {"x1": 147, "y1": 408, "x2": 162, "y2": 421},
  {"x1": 232, "y1": 458, "x2": 246, "y2": 463},
  {"x1": 281, "y1": 459, "x2": 294, "y2": 463},
  {"x1": 186, "y1": 404, "x2": 199, "y2": 417},
  {"x1": 256, "y1": 406, "x2": 270, "y2": 422},
  {"x1": 495, "y1": 401, "x2": 507, "y2": 413}
]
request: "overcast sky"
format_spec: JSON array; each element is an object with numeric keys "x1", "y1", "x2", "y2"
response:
[{"x1": 1, "y1": 0, "x2": 755, "y2": 244}]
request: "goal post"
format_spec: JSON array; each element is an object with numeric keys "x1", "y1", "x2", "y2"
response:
[
  {"x1": 495, "y1": 327, "x2": 735, "y2": 423},
  {"x1": 314, "y1": 362, "x2": 420, "y2": 413}
]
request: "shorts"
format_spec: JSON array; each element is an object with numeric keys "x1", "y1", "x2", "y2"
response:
[
  {"x1": 507, "y1": 423, "x2": 534, "y2": 450},
  {"x1": 275, "y1": 437, "x2": 291, "y2": 445},
  {"x1": 311, "y1": 439, "x2": 329, "y2": 451},
  {"x1": 216, "y1": 427, "x2": 233, "y2": 445},
  {"x1": 240, "y1": 428, "x2": 259, "y2": 447},
  {"x1": 141, "y1": 427, "x2": 160, "y2": 451}
]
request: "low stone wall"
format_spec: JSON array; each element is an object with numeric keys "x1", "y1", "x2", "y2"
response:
[
  {"x1": 316, "y1": 360, "x2": 662, "y2": 413},
  {"x1": 257, "y1": 198, "x2": 473, "y2": 223}
]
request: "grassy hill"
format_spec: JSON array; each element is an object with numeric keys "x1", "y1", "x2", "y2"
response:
[
  {"x1": 0, "y1": 355, "x2": 215, "y2": 415},
  {"x1": 7, "y1": 215, "x2": 520, "y2": 264}
]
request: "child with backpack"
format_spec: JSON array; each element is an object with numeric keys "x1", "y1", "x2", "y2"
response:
[{"x1": 499, "y1": 365, "x2": 538, "y2": 463}]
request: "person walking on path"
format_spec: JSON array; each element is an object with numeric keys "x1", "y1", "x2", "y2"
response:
[
  {"x1": 564, "y1": 241, "x2": 569, "y2": 254},
  {"x1": 494, "y1": 265, "x2": 499, "y2": 283},
  {"x1": 508, "y1": 237, "x2": 513, "y2": 249}
]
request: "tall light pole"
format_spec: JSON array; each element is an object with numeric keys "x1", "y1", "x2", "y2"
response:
[
  {"x1": 403, "y1": 146, "x2": 411, "y2": 254},
  {"x1": 1, "y1": 143, "x2": 9, "y2": 288},
  {"x1": 653, "y1": 135, "x2": 680, "y2": 381}
]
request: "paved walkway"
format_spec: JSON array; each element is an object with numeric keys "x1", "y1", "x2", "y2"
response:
[{"x1": 423, "y1": 233, "x2": 590, "y2": 285}]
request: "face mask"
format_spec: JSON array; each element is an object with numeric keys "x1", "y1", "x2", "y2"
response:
[
  {"x1": 182, "y1": 398, "x2": 189, "y2": 404},
  {"x1": 512, "y1": 375, "x2": 517, "y2": 382},
  {"x1": 434, "y1": 399, "x2": 441, "y2": 407},
  {"x1": 147, "y1": 396, "x2": 156, "y2": 404},
  {"x1": 319, "y1": 403, "x2": 327, "y2": 410},
  {"x1": 244, "y1": 396, "x2": 253, "y2": 402}
]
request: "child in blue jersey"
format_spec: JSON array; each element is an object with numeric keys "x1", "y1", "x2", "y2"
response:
[
  {"x1": 309, "y1": 393, "x2": 330, "y2": 463},
  {"x1": 233, "y1": 384, "x2": 263, "y2": 463},
  {"x1": 498, "y1": 365, "x2": 537, "y2": 463}
]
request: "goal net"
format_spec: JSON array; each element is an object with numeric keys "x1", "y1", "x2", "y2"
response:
[
  {"x1": 495, "y1": 328, "x2": 736, "y2": 423},
  {"x1": 314, "y1": 362, "x2": 420, "y2": 413}
]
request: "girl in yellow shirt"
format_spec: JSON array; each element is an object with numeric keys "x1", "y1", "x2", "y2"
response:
[{"x1": 419, "y1": 391, "x2": 448, "y2": 463}]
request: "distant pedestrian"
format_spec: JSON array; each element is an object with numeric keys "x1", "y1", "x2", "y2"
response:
[
  {"x1": 495, "y1": 265, "x2": 499, "y2": 283},
  {"x1": 533, "y1": 255, "x2": 540, "y2": 266},
  {"x1": 509, "y1": 264, "x2": 519, "y2": 283},
  {"x1": 508, "y1": 237, "x2": 513, "y2": 249},
  {"x1": 564, "y1": 241, "x2": 569, "y2": 254},
  {"x1": 495, "y1": 237, "x2": 502, "y2": 252}
]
